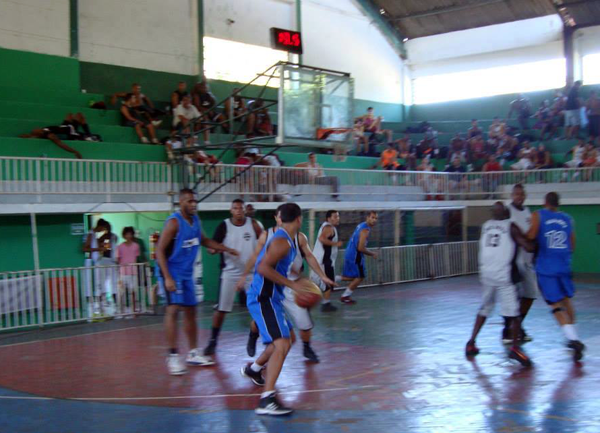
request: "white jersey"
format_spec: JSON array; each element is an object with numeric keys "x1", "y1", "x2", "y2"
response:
[
  {"x1": 573, "y1": 145, "x2": 585, "y2": 162},
  {"x1": 266, "y1": 227, "x2": 303, "y2": 281},
  {"x1": 312, "y1": 222, "x2": 338, "y2": 268},
  {"x1": 479, "y1": 219, "x2": 516, "y2": 286},
  {"x1": 508, "y1": 203, "x2": 533, "y2": 265},
  {"x1": 219, "y1": 217, "x2": 258, "y2": 277}
]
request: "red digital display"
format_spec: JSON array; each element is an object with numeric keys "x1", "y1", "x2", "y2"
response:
[{"x1": 271, "y1": 28, "x2": 303, "y2": 55}]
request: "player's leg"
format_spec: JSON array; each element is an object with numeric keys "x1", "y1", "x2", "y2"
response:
[
  {"x1": 247, "y1": 320, "x2": 260, "y2": 357},
  {"x1": 518, "y1": 264, "x2": 538, "y2": 341},
  {"x1": 497, "y1": 284, "x2": 532, "y2": 366},
  {"x1": 283, "y1": 288, "x2": 318, "y2": 362},
  {"x1": 466, "y1": 284, "x2": 496, "y2": 356},
  {"x1": 320, "y1": 263, "x2": 338, "y2": 312},
  {"x1": 177, "y1": 280, "x2": 214, "y2": 367},
  {"x1": 164, "y1": 303, "x2": 187, "y2": 375},
  {"x1": 204, "y1": 275, "x2": 237, "y2": 355}
]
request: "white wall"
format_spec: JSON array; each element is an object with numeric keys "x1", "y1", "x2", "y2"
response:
[
  {"x1": 576, "y1": 25, "x2": 600, "y2": 57},
  {"x1": 78, "y1": 0, "x2": 199, "y2": 75},
  {"x1": 0, "y1": 0, "x2": 69, "y2": 56}
]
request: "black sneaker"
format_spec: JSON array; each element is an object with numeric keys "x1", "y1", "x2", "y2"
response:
[
  {"x1": 567, "y1": 340, "x2": 585, "y2": 362},
  {"x1": 240, "y1": 363, "x2": 265, "y2": 386},
  {"x1": 247, "y1": 331, "x2": 259, "y2": 357},
  {"x1": 509, "y1": 346, "x2": 533, "y2": 367},
  {"x1": 303, "y1": 344, "x2": 320, "y2": 363},
  {"x1": 519, "y1": 328, "x2": 533, "y2": 343},
  {"x1": 321, "y1": 303, "x2": 338, "y2": 312},
  {"x1": 203, "y1": 340, "x2": 217, "y2": 356},
  {"x1": 465, "y1": 341, "x2": 480, "y2": 357},
  {"x1": 255, "y1": 393, "x2": 293, "y2": 416}
]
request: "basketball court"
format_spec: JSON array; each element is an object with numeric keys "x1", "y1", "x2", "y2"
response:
[{"x1": 2, "y1": 275, "x2": 599, "y2": 433}]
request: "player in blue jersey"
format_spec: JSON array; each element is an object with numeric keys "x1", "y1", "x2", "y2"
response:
[
  {"x1": 526, "y1": 192, "x2": 585, "y2": 361},
  {"x1": 156, "y1": 188, "x2": 239, "y2": 375},
  {"x1": 241, "y1": 203, "x2": 311, "y2": 416},
  {"x1": 340, "y1": 211, "x2": 378, "y2": 304}
]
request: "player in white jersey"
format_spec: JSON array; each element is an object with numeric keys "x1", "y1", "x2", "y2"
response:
[
  {"x1": 203, "y1": 199, "x2": 262, "y2": 356},
  {"x1": 239, "y1": 205, "x2": 335, "y2": 361},
  {"x1": 310, "y1": 210, "x2": 343, "y2": 312},
  {"x1": 505, "y1": 183, "x2": 537, "y2": 343},
  {"x1": 465, "y1": 202, "x2": 534, "y2": 367}
]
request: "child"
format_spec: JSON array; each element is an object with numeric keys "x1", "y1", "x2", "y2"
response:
[{"x1": 117, "y1": 227, "x2": 141, "y2": 318}]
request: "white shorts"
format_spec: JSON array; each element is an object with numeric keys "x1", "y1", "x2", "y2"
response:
[
  {"x1": 511, "y1": 159, "x2": 533, "y2": 170},
  {"x1": 516, "y1": 262, "x2": 538, "y2": 299},
  {"x1": 119, "y1": 274, "x2": 138, "y2": 291},
  {"x1": 564, "y1": 159, "x2": 582, "y2": 168},
  {"x1": 216, "y1": 273, "x2": 251, "y2": 313},
  {"x1": 564, "y1": 109, "x2": 580, "y2": 127},
  {"x1": 478, "y1": 284, "x2": 519, "y2": 318},
  {"x1": 283, "y1": 287, "x2": 313, "y2": 331}
]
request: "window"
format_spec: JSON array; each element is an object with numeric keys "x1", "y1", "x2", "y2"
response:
[
  {"x1": 203, "y1": 37, "x2": 288, "y2": 87},
  {"x1": 583, "y1": 53, "x2": 600, "y2": 85},
  {"x1": 413, "y1": 58, "x2": 566, "y2": 105}
]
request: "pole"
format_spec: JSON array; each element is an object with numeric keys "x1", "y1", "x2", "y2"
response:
[
  {"x1": 197, "y1": 0, "x2": 204, "y2": 81},
  {"x1": 69, "y1": 0, "x2": 79, "y2": 58},
  {"x1": 30, "y1": 213, "x2": 40, "y2": 271},
  {"x1": 564, "y1": 25, "x2": 575, "y2": 87},
  {"x1": 296, "y1": 0, "x2": 302, "y2": 65}
]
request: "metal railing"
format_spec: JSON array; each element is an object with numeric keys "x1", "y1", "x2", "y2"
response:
[
  {"x1": 0, "y1": 263, "x2": 154, "y2": 331},
  {"x1": 334, "y1": 241, "x2": 479, "y2": 288},
  {"x1": 2, "y1": 156, "x2": 600, "y2": 203}
]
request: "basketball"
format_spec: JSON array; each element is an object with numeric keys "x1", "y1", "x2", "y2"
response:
[{"x1": 294, "y1": 277, "x2": 323, "y2": 309}]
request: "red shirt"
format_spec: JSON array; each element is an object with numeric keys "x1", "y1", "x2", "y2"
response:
[{"x1": 484, "y1": 161, "x2": 502, "y2": 172}]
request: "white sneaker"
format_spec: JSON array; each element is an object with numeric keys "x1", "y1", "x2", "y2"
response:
[
  {"x1": 151, "y1": 138, "x2": 160, "y2": 144},
  {"x1": 152, "y1": 120, "x2": 163, "y2": 127},
  {"x1": 141, "y1": 137, "x2": 150, "y2": 144},
  {"x1": 166, "y1": 354, "x2": 187, "y2": 376},
  {"x1": 186, "y1": 349, "x2": 215, "y2": 366}
]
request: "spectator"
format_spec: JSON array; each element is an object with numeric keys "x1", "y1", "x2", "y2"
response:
[
  {"x1": 488, "y1": 117, "x2": 506, "y2": 139},
  {"x1": 511, "y1": 140, "x2": 536, "y2": 170},
  {"x1": 469, "y1": 135, "x2": 487, "y2": 161},
  {"x1": 18, "y1": 112, "x2": 101, "y2": 159},
  {"x1": 424, "y1": 126, "x2": 439, "y2": 146},
  {"x1": 447, "y1": 157, "x2": 467, "y2": 193},
  {"x1": 467, "y1": 119, "x2": 483, "y2": 140},
  {"x1": 379, "y1": 142, "x2": 402, "y2": 170},
  {"x1": 171, "y1": 81, "x2": 189, "y2": 112},
  {"x1": 246, "y1": 98, "x2": 273, "y2": 138},
  {"x1": 397, "y1": 135, "x2": 416, "y2": 169},
  {"x1": 448, "y1": 133, "x2": 468, "y2": 163},
  {"x1": 586, "y1": 90, "x2": 600, "y2": 146},
  {"x1": 113, "y1": 83, "x2": 163, "y2": 126},
  {"x1": 117, "y1": 226, "x2": 140, "y2": 318},
  {"x1": 564, "y1": 81, "x2": 582, "y2": 140},
  {"x1": 534, "y1": 144, "x2": 553, "y2": 169},
  {"x1": 497, "y1": 134, "x2": 519, "y2": 164},
  {"x1": 536, "y1": 100, "x2": 558, "y2": 141},
  {"x1": 295, "y1": 153, "x2": 339, "y2": 200},
  {"x1": 417, "y1": 156, "x2": 441, "y2": 199},
  {"x1": 356, "y1": 107, "x2": 393, "y2": 144},
  {"x1": 173, "y1": 95, "x2": 201, "y2": 145},
  {"x1": 564, "y1": 138, "x2": 586, "y2": 168},
  {"x1": 508, "y1": 94, "x2": 532, "y2": 131},
  {"x1": 223, "y1": 88, "x2": 247, "y2": 133},
  {"x1": 354, "y1": 118, "x2": 370, "y2": 155},
  {"x1": 482, "y1": 154, "x2": 502, "y2": 196},
  {"x1": 192, "y1": 81, "x2": 226, "y2": 144},
  {"x1": 582, "y1": 143, "x2": 599, "y2": 168},
  {"x1": 416, "y1": 138, "x2": 440, "y2": 160},
  {"x1": 120, "y1": 93, "x2": 159, "y2": 144}
]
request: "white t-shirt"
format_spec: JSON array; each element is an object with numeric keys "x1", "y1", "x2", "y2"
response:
[
  {"x1": 508, "y1": 203, "x2": 533, "y2": 265},
  {"x1": 479, "y1": 219, "x2": 516, "y2": 286},
  {"x1": 173, "y1": 103, "x2": 201, "y2": 127}
]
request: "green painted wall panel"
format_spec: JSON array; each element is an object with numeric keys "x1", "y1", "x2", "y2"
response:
[
  {"x1": 0, "y1": 216, "x2": 35, "y2": 272},
  {"x1": 36, "y1": 214, "x2": 86, "y2": 269}
]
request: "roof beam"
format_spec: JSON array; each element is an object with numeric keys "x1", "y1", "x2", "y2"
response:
[
  {"x1": 390, "y1": 0, "x2": 506, "y2": 21},
  {"x1": 354, "y1": 0, "x2": 407, "y2": 58}
]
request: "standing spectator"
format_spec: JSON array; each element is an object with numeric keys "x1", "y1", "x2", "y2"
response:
[
  {"x1": 511, "y1": 141, "x2": 536, "y2": 171},
  {"x1": 171, "y1": 81, "x2": 189, "y2": 113},
  {"x1": 192, "y1": 82, "x2": 226, "y2": 144},
  {"x1": 120, "y1": 94, "x2": 159, "y2": 144},
  {"x1": 223, "y1": 88, "x2": 247, "y2": 132},
  {"x1": 173, "y1": 95, "x2": 201, "y2": 146},
  {"x1": 467, "y1": 119, "x2": 483, "y2": 140},
  {"x1": 564, "y1": 81, "x2": 582, "y2": 140},
  {"x1": 488, "y1": 117, "x2": 506, "y2": 140},
  {"x1": 356, "y1": 107, "x2": 393, "y2": 144},
  {"x1": 246, "y1": 98, "x2": 273, "y2": 138},
  {"x1": 117, "y1": 227, "x2": 140, "y2": 318},
  {"x1": 482, "y1": 154, "x2": 502, "y2": 197},
  {"x1": 508, "y1": 94, "x2": 532, "y2": 131},
  {"x1": 586, "y1": 91, "x2": 600, "y2": 146}
]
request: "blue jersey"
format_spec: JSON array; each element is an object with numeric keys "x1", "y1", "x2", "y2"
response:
[
  {"x1": 344, "y1": 222, "x2": 370, "y2": 264},
  {"x1": 248, "y1": 228, "x2": 297, "y2": 301},
  {"x1": 535, "y1": 209, "x2": 573, "y2": 276},
  {"x1": 161, "y1": 211, "x2": 202, "y2": 279}
]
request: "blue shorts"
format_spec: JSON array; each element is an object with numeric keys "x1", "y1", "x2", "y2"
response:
[
  {"x1": 160, "y1": 278, "x2": 197, "y2": 307},
  {"x1": 537, "y1": 274, "x2": 575, "y2": 305},
  {"x1": 342, "y1": 255, "x2": 365, "y2": 279},
  {"x1": 247, "y1": 295, "x2": 293, "y2": 344}
]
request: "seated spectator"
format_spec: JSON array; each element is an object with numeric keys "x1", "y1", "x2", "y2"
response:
[
  {"x1": 356, "y1": 107, "x2": 393, "y2": 144},
  {"x1": 511, "y1": 141, "x2": 536, "y2": 170},
  {"x1": 235, "y1": 149, "x2": 258, "y2": 166},
  {"x1": 120, "y1": 93, "x2": 159, "y2": 144},
  {"x1": 424, "y1": 126, "x2": 439, "y2": 146},
  {"x1": 482, "y1": 154, "x2": 502, "y2": 196},
  {"x1": 586, "y1": 90, "x2": 600, "y2": 146},
  {"x1": 447, "y1": 157, "x2": 467, "y2": 192},
  {"x1": 173, "y1": 95, "x2": 201, "y2": 145},
  {"x1": 171, "y1": 81, "x2": 189, "y2": 112},
  {"x1": 496, "y1": 134, "x2": 519, "y2": 164},
  {"x1": 488, "y1": 117, "x2": 506, "y2": 139},
  {"x1": 448, "y1": 133, "x2": 467, "y2": 163},
  {"x1": 192, "y1": 81, "x2": 226, "y2": 144},
  {"x1": 246, "y1": 98, "x2": 273, "y2": 138},
  {"x1": 223, "y1": 88, "x2": 247, "y2": 132},
  {"x1": 397, "y1": 136, "x2": 416, "y2": 169},
  {"x1": 379, "y1": 142, "x2": 402, "y2": 170},
  {"x1": 582, "y1": 143, "x2": 599, "y2": 168},
  {"x1": 534, "y1": 144, "x2": 553, "y2": 169},
  {"x1": 564, "y1": 81, "x2": 582, "y2": 140},
  {"x1": 467, "y1": 119, "x2": 483, "y2": 140},
  {"x1": 564, "y1": 138, "x2": 586, "y2": 168},
  {"x1": 354, "y1": 118, "x2": 370, "y2": 155},
  {"x1": 469, "y1": 135, "x2": 487, "y2": 161},
  {"x1": 508, "y1": 94, "x2": 532, "y2": 131},
  {"x1": 417, "y1": 156, "x2": 440, "y2": 199},
  {"x1": 295, "y1": 152, "x2": 339, "y2": 200},
  {"x1": 112, "y1": 83, "x2": 163, "y2": 126},
  {"x1": 416, "y1": 138, "x2": 440, "y2": 160}
]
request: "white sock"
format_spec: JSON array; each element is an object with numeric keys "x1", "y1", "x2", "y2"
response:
[
  {"x1": 250, "y1": 362, "x2": 263, "y2": 372},
  {"x1": 342, "y1": 288, "x2": 353, "y2": 298},
  {"x1": 261, "y1": 390, "x2": 275, "y2": 399},
  {"x1": 562, "y1": 324, "x2": 579, "y2": 341}
]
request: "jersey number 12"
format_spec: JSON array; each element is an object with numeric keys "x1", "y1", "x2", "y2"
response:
[{"x1": 545, "y1": 230, "x2": 568, "y2": 249}]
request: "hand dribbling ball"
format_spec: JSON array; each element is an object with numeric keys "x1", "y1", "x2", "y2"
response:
[{"x1": 294, "y1": 278, "x2": 323, "y2": 309}]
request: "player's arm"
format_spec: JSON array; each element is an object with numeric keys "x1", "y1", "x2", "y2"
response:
[
  {"x1": 236, "y1": 231, "x2": 267, "y2": 291},
  {"x1": 252, "y1": 220, "x2": 263, "y2": 238},
  {"x1": 318, "y1": 226, "x2": 343, "y2": 247},
  {"x1": 526, "y1": 211, "x2": 540, "y2": 240},
  {"x1": 257, "y1": 238, "x2": 302, "y2": 292},
  {"x1": 201, "y1": 237, "x2": 238, "y2": 256},
  {"x1": 298, "y1": 234, "x2": 336, "y2": 287},
  {"x1": 511, "y1": 223, "x2": 535, "y2": 253},
  {"x1": 207, "y1": 221, "x2": 227, "y2": 255},
  {"x1": 357, "y1": 229, "x2": 377, "y2": 259},
  {"x1": 156, "y1": 219, "x2": 178, "y2": 291}
]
